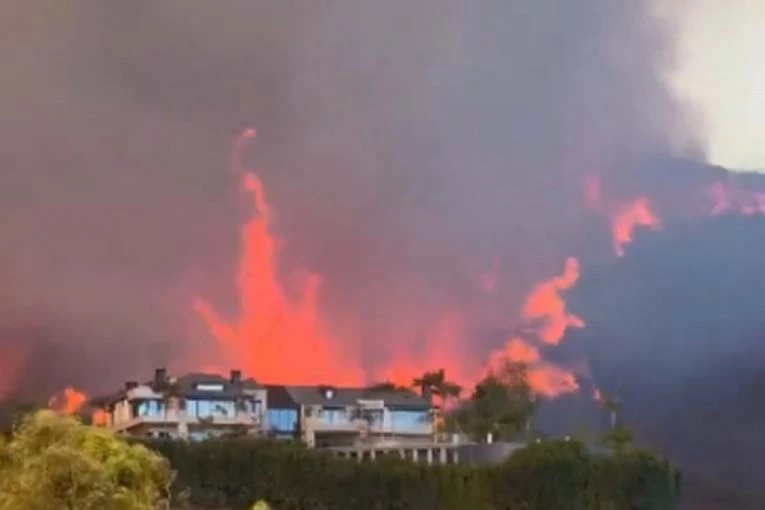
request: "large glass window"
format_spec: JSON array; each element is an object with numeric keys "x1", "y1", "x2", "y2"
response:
[
  {"x1": 267, "y1": 409, "x2": 298, "y2": 433},
  {"x1": 132, "y1": 399, "x2": 166, "y2": 418},
  {"x1": 320, "y1": 407, "x2": 348, "y2": 425},
  {"x1": 195, "y1": 383, "x2": 224, "y2": 392},
  {"x1": 389, "y1": 410, "x2": 430, "y2": 431},
  {"x1": 355, "y1": 408, "x2": 383, "y2": 427},
  {"x1": 186, "y1": 399, "x2": 235, "y2": 418}
]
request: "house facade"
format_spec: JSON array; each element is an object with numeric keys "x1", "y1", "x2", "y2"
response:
[
  {"x1": 265, "y1": 384, "x2": 434, "y2": 447},
  {"x1": 91, "y1": 368, "x2": 267, "y2": 441}
]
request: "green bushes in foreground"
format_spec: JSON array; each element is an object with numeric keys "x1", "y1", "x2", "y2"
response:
[{"x1": 142, "y1": 438, "x2": 679, "y2": 510}]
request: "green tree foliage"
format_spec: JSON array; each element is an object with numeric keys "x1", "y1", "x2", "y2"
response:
[
  {"x1": 413, "y1": 369, "x2": 463, "y2": 437},
  {"x1": 452, "y1": 361, "x2": 537, "y2": 441},
  {"x1": 142, "y1": 436, "x2": 679, "y2": 510},
  {"x1": 364, "y1": 381, "x2": 411, "y2": 393},
  {"x1": 492, "y1": 440, "x2": 596, "y2": 510},
  {"x1": 0, "y1": 410, "x2": 174, "y2": 510},
  {"x1": 601, "y1": 424, "x2": 635, "y2": 450}
]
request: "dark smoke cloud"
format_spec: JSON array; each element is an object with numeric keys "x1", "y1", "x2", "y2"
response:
[
  {"x1": 567, "y1": 211, "x2": 765, "y2": 509},
  {"x1": 0, "y1": 0, "x2": 698, "y2": 390},
  {"x1": 10, "y1": 1, "x2": 765, "y2": 506}
]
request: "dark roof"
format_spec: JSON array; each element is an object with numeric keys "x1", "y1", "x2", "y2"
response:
[
  {"x1": 266, "y1": 385, "x2": 431, "y2": 410},
  {"x1": 90, "y1": 371, "x2": 264, "y2": 407},
  {"x1": 264, "y1": 385, "x2": 300, "y2": 409}
]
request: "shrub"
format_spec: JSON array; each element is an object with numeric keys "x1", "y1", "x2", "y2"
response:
[{"x1": 141, "y1": 437, "x2": 677, "y2": 510}]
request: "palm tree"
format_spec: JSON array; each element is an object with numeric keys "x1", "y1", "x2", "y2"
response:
[
  {"x1": 602, "y1": 396, "x2": 621, "y2": 430},
  {"x1": 438, "y1": 380, "x2": 463, "y2": 409},
  {"x1": 412, "y1": 370, "x2": 443, "y2": 400},
  {"x1": 412, "y1": 369, "x2": 462, "y2": 440},
  {"x1": 412, "y1": 369, "x2": 462, "y2": 407},
  {"x1": 365, "y1": 381, "x2": 410, "y2": 393},
  {"x1": 525, "y1": 396, "x2": 539, "y2": 438}
]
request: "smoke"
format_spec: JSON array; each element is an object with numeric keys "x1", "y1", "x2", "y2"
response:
[
  {"x1": 0, "y1": 3, "x2": 698, "y2": 395},
  {"x1": 10, "y1": 2, "x2": 765, "y2": 504}
]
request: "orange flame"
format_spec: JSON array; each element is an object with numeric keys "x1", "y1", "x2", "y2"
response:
[
  {"x1": 487, "y1": 258, "x2": 584, "y2": 398},
  {"x1": 707, "y1": 181, "x2": 765, "y2": 216},
  {"x1": 373, "y1": 310, "x2": 476, "y2": 391},
  {"x1": 611, "y1": 197, "x2": 661, "y2": 256},
  {"x1": 522, "y1": 257, "x2": 585, "y2": 345},
  {"x1": 584, "y1": 175, "x2": 661, "y2": 256},
  {"x1": 488, "y1": 338, "x2": 578, "y2": 398},
  {"x1": 91, "y1": 409, "x2": 109, "y2": 427},
  {"x1": 194, "y1": 129, "x2": 362, "y2": 385},
  {"x1": 49, "y1": 387, "x2": 87, "y2": 416}
]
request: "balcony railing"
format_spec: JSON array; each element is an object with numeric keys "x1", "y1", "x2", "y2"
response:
[
  {"x1": 306, "y1": 416, "x2": 433, "y2": 436},
  {"x1": 110, "y1": 410, "x2": 263, "y2": 431}
]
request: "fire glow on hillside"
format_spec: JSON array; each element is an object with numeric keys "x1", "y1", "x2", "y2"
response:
[
  {"x1": 25, "y1": 132, "x2": 765, "y2": 411},
  {"x1": 192, "y1": 130, "x2": 585, "y2": 398}
]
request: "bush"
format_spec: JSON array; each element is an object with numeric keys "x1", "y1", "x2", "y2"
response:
[
  {"x1": 0, "y1": 411, "x2": 173, "y2": 510},
  {"x1": 140, "y1": 438, "x2": 677, "y2": 510}
]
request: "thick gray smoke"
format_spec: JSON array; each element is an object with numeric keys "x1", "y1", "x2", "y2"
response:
[
  {"x1": 0, "y1": 1, "x2": 701, "y2": 392},
  {"x1": 9, "y1": 2, "x2": 765, "y2": 507}
]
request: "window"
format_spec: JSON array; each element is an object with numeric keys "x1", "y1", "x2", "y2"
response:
[
  {"x1": 389, "y1": 410, "x2": 430, "y2": 431},
  {"x1": 267, "y1": 409, "x2": 298, "y2": 433},
  {"x1": 320, "y1": 408, "x2": 348, "y2": 425},
  {"x1": 195, "y1": 383, "x2": 225, "y2": 392},
  {"x1": 131, "y1": 399, "x2": 166, "y2": 418},
  {"x1": 360, "y1": 409, "x2": 384, "y2": 427},
  {"x1": 186, "y1": 399, "x2": 235, "y2": 418}
]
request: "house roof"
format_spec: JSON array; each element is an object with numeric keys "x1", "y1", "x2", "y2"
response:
[
  {"x1": 90, "y1": 370, "x2": 264, "y2": 407},
  {"x1": 265, "y1": 385, "x2": 431, "y2": 410}
]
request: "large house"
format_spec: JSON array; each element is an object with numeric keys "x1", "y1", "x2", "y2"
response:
[
  {"x1": 265, "y1": 384, "x2": 434, "y2": 447},
  {"x1": 91, "y1": 368, "x2": 267, "y2": 441}
]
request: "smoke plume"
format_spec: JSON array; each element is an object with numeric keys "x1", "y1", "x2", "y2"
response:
[{"x1": 5, "y1": 2, "x2": 765, "y2": 506}]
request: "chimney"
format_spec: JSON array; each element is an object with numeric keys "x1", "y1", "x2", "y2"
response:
[
  {"x1": 125, "y1": 381, "x2": 138, "y2": 390},
  {"x1": 154, "y1": 368, "x2": 167, "y2": 387},
  {"x1": 230, "y1": 369, "x2": 242, "y2": 384}
]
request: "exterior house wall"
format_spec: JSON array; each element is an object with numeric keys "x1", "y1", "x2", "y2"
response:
[
  {"x1": 299, "y1": 404, "x2": 434, "y2": 447},
  {"x1": 99, "y1": 373, "x2": 268, "y2": 440}
]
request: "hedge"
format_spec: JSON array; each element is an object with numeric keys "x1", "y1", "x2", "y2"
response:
[{"x1": 139, "y1": 438, "x2": 678, "y2": 510}]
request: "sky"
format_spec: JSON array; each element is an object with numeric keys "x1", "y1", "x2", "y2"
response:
[{"x1": 669, "y1": 0, "x2": 765, "y2": 170}]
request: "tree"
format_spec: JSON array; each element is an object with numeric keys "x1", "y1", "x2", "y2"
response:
[
  {"x1": 0, "y1": 410, "x2": 173, "y2": 510},
  {"x1": 601, "y1": 423, "x2": 634, "y2": 450},
  {"x1": 412, "y1": 369, "x2": 462, "y2": 435},
  {"x1": 364, "y1": 381, "x2": 411, "y2": 393},
  {"x1": 600, "y1": 394, "x2": 621, "y2": 430},
  {"x1": 459, "y1": 361, "x2": 537, "y2": 441}
]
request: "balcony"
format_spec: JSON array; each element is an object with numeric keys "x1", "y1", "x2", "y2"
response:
[
  {"x1": 305, "y1": 413, "x2": 433, "y2": 436},
  {"x1": 110, "y1": 410, "x2": 263, "y2": 432}
]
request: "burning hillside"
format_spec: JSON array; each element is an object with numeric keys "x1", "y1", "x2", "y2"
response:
[
  {"x1": 3, "y1": 3, "x2": 765, "y2": 507},
  {"x1": 192, "y1": 130, "x2": 585, "y2": 398}
]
